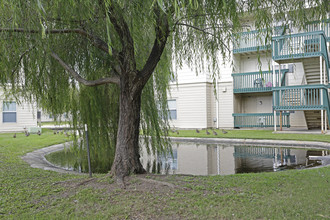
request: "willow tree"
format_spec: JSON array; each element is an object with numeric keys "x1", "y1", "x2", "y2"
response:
[{"x1": 0, "y1": 1, "x2": 327, "y2": 180}]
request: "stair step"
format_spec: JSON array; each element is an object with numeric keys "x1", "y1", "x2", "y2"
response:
[
  {"x1": 306, "y1": 76, "x2": 320, "y2": 79},
  {"x1": 305, "y1": 67, "x2": 320, "y2": 70},
  {"x1": 305, "y1": 71, "x2": 320, "y2": 75}
]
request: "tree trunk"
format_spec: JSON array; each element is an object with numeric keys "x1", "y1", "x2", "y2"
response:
[{"x1": 110, "y1": 78, "x2": 146, "y2": 180}]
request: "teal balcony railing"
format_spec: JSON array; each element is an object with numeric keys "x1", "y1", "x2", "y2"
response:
[
  {"x1": 232, "y1": 69, "x2": 289, "y2": 93},
  {"x1": 233, "y1": 113, "x2": 290, "y2": 128},
  {"x1": 233, "y1": 26, "x2": 287, "y2": 54},
  {"x1": 272, "y1": 31, "x2": 330, "y2": 80},
  {"x1": 233, "y1": 30, "x2": 270, "y2": 54},
  {"x1": 305, "y1": 19, "x2": 330, "y2": 41},
  {"x1": 273, "y1": 85, "x2": 329, "y2": 110}
]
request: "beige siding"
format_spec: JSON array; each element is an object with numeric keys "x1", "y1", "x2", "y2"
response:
[
  {"x1": 240, "y1": 94, "x2": 273, "y2": 113},
  {"x1": 169, "y1": 82, "x2": 213, "y2": 129},
  {"x1": 290, "y1": 111, "x2": 308, "y2": 128},
  {"x1": 218, "y1": 82, "x2": 234, "y2": 128},
  {"x1": 0, "y1": 93, "x2": 37, "y2": 132},
  {"x1": 240, "y1": 54, "x2": 272, "y2": 73},
  {"x1": 287, "y1": 62, "x2": 305, "y2": 86},
  {"x1": 175, "y1": 65, "x2": 211, "y2": 84}
]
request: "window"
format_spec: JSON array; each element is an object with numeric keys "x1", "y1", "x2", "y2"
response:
[
  {"x1": 275, "y1": 64, "x2": 294, "y2": 73},
  {"x1": 3, "y1": 101, "x2": 17, "y2": 123},
  {"x1": 168, "y1": 99, "x2": 177, "y2": 120}
]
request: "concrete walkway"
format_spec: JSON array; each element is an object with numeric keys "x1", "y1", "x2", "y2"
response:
[
  {"x1": 22, "y1": 137, "x2": 330, "y2": 174},
  {"x1": 21, "y1": 142, "x2": 84, "y2": 175}
]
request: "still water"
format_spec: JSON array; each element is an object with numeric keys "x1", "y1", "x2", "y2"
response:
[{"x1": 46, "y1": 142, "x2": 330, "y2": 175}]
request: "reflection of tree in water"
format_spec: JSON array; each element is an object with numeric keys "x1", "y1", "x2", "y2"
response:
[{"x1": 145, "y1": 149, "x2": 178, "y2": 174}]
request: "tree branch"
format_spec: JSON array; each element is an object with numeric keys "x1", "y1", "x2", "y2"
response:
[
  {"x1": 175, "y1": 22, "x2": 230, "y2": 52},
  {"x1": 12, "y1": 46, "x2": 36, "y2": 75},
  {"x1": 0, "y1": 28, "x2": 110, "y2": 54},
  {"x1": 138, "y1": 7, "x2": 170, "y2": 89},
  {"x1": 50, "y1": 52, "x2": 120, "y2": 86},
  {"x1": 107, "y1": 3, "x2": 136, "y2": 72}
]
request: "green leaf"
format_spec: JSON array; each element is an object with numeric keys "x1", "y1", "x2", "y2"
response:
[{"x1": 157, "y1": 0, "x2": 166, "y2": 13}]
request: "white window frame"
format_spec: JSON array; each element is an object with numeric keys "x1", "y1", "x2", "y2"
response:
[
  {"x1": 3, "y1": 101, "x2": 17, "y2": 123},
  {"x1": 168, "y1": 99, "x2": 177, "y2": 120}
]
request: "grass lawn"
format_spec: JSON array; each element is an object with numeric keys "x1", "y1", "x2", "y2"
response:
[
  {"x1": 168, "y1": 129, "x2": 330, "y2": 143},
  {"x1": 0, "y1": 130, "x2": 330, "y2": 219}
]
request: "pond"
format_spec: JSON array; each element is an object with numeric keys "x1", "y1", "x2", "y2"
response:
[{"x1": 45, "y1": 142, "x2": 330, "y2": 175}]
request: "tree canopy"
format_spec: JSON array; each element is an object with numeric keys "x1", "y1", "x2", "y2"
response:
[{"x1": 0, "y1": 0, "x2": 327, "y2": 181}]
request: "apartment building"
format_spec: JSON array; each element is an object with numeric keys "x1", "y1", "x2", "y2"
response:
[{"x1": 168, "y1": 18, "x2": 330, "y2": 132}]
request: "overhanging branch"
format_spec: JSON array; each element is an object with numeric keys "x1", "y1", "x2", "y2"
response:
[
  {"x1": 50, "y1": 52, "x2": 120, "y2": 86},
  {"x1": 0, "y1": 28, "x2": 110, "y2": 54},
  {"x1": 175, "y1": 22, "x2": 230, "y2": 52}
]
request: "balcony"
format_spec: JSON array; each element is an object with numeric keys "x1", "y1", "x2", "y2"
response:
[
  {"x1": 232, "y1": 69, "x2": 289, "y2": 93},
  {"x1": 272, "y1": 31, "x2": 329, "y2": 61},
  {"x1": 273, "y1": 84, "x2": 330, "y2": 111},
  {"x1": 233, "y1": 113, "x2": 290, "y2": 128},
  {"x1": 233, "y1": 30, "x2": 270, "y2": 54},
  {"x1": 305, "y1": 19, "x2": 330, "y2": 41},
  {"x1": 233, "y1": 20, "x2": 329, "y2": 54}
]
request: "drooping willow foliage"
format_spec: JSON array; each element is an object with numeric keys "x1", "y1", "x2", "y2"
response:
[{"x1": 0, "y1": 0, "x2": 327, "y2": 172}]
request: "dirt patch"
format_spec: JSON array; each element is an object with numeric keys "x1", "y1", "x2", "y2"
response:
[{"x1": 54, "y1": 174, "x2": 189, "y2": 194}]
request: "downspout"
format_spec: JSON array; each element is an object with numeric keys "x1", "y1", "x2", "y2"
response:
[{"x1": 216, "y1": 77, "x2": 219, "y2": 128}]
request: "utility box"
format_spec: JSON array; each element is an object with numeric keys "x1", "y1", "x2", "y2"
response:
[{"x1": 28, "y1": 127, "x2": 42, "y2": 134}]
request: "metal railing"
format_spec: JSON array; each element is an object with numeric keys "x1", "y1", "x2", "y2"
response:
[
  {"x1": 232, "y1": 113, "x2": 290, "y2": 128},
  {"x1": 232, "y1": 69, "x2": 289, "y2": 93}
]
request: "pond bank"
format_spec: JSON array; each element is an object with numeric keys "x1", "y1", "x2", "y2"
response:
[
  {"x1": 23, "y1": 137, "x2": 330, "y2": 174},
  {"x1": 21, "y1": 142, "x2": 83, "y2": 175}
]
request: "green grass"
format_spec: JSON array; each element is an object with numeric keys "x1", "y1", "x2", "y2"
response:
[
  {"x1": 168, "y1": 129, "x2": 330, "y2": 143},
  {"x1": 1, "y1": 130, "x2": 330, "y2": 219}
]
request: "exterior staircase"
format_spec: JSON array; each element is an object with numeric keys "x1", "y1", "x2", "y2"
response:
[
  {"x1": 304, "y1": 110, "x2": 322, "y2": 129},
  {"x1": 302, "y1": 58, "x2": 329, "y2": 129},
  {"x1": 303, "y1": 58, "x2": 322, "y2": 84}
]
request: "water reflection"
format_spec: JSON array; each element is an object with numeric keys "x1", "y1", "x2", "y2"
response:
[
  {"x1": 140, "y1": 143, "x2": 330, "y2": 175},
  {"x1": 46, "y1": 143, "x2": 329, "y2": 175}
]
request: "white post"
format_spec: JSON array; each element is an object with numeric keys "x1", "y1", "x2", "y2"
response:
[
  {"x1": 273, "y1": 60, "x2": 277, "y2": 132},
  {"x1": 216, "y1": 77, "x2": 219, "y2": 129},
  {"x1": 320, "y1": 57, "x2": 324, "y2": 133},
  {"x1": 325, "y1": 60, "x2": 328, "y2": 133},
  {"x1": 325, "y1": 111, "x2": 328, "y2": 133}
]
